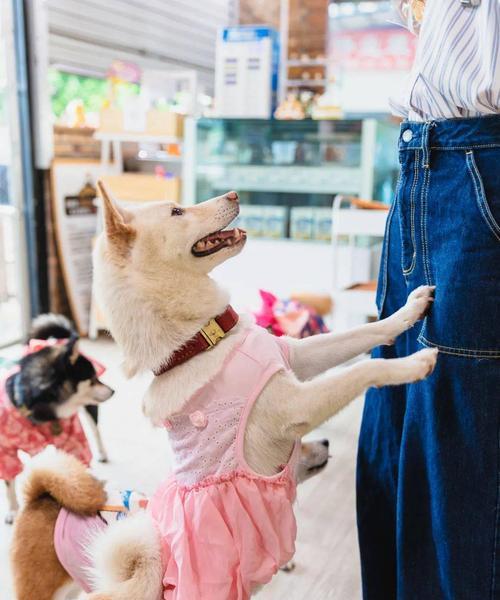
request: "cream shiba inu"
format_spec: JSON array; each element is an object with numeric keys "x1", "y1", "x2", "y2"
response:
[{"x1": 83, "y1": 183, "x2": 437, "y2": 599}]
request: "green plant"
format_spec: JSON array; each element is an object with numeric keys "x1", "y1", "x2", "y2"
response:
[{"x1": 49, "y1": 69, "x2": 140, "y2": 118}]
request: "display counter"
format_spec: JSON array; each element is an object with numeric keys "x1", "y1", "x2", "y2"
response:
[{"x1": 184, "y1": 117, "x2": 399, "y2": 243}]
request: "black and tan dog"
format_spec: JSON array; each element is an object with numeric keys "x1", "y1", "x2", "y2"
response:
[{"x1": 1, "y1": 314, "x2": 113, "y2": 524}]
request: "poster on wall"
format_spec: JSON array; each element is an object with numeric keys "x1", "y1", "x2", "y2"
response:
[{"x1": 51, "y1": 159, "x2": 117, "y2": 336}]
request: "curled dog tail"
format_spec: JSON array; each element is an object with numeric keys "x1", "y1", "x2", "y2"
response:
[
  {"x1": 22, "y1": 450, "x2": 106, "y2": 514},
  {"x1": 86, "y1": 512, "x2": 164, "y2": 600},
  {"x1": 28, "y1": 313, "x2": 76, "y2": 342}
]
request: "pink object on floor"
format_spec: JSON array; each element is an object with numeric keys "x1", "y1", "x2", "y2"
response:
[
  {"x1": 149, "y1": 325, "x2": 300, "y2": 600},
  {"x1": 253, "y1": 289, "x2": 329, "y2": 339}
]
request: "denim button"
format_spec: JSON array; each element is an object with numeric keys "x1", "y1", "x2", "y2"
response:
[{"x1": 402, "y1": 129, "x2": 413, "y2": 142}]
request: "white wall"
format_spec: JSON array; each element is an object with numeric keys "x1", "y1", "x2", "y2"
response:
[
  {"x1": 341, "y1": 69, "x2": 408, "y2": 114},
  {"x1": 213, "y1": 239, "x2": 334, "y2": 313}
]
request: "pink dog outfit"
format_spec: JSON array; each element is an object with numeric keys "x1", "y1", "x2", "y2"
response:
[
  {"x1": 54, "y1": 488, "x2": 149, "y2": 592},
  {"x1": 149, "y1": 324, "x2": 300, "y2": 600}
]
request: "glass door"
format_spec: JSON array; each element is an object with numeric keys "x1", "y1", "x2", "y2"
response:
[{"x1": 0, "y1": 1, "x2": 30, "y2": 347}]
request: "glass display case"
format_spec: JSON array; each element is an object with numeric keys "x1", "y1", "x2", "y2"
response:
[{"x1": 187, "y1": 117, "x2": 399, "y2": 242}]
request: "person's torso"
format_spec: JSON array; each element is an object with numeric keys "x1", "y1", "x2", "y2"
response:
[{"x1": 391, "y1": 0, "x2": 500, "y2": 121}]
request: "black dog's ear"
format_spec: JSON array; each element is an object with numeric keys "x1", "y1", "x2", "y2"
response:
[{"x1": 59, "y1": 334, "x2": 80, "y2": 366}]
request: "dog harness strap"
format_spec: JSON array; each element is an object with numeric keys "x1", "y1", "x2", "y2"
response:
[{"x1": 153, "y1": 305, "x2": 240, "y2": 376}]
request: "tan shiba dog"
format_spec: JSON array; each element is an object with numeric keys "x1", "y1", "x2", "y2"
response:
[{"x1": 84, "y1": 183, "x2": 437, "y2": 599}]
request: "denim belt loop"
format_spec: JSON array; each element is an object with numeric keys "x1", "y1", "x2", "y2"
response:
[{"x1": 421, "y1": 121, "x2": 434, "y2": 169}]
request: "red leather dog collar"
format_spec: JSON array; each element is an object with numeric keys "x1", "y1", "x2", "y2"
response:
[{"x1": 153, "y1": 306, "x2": 239, "y2": 376}]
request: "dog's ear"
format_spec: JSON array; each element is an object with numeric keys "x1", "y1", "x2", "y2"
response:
[
  {"x1": 97, "y1": 180, "x2": 135, "y2": 244},
  {"x1": 60, "y1": 334, "x2": 80, "y2": 366}
]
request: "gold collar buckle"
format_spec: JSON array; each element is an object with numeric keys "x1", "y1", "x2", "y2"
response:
[{"x1": 200, "y1": 319, "x2": 226, "y2": 348}]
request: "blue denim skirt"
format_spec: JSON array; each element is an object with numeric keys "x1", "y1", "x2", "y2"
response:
[{"x1": 357, "y1": 115, "x2": 500, "y2": 600}]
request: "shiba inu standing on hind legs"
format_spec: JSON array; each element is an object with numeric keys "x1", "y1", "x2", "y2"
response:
[{"x1": 84, "y1": 182, "x2": 437, "y2": 600}]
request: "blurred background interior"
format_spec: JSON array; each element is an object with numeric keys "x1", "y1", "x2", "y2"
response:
[
  {"x1": 0, "y1": 0, "x2": 417, "y2": 345},
  {"x1": 1, "y1": 2, "x2": 415, "y2": 597}
]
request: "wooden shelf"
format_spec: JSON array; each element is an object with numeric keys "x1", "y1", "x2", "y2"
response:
[
  {"x1": 94, "y1": 132, "x2": 181, "y2": 144},
  {"x1": 287, "y1": 59, "x2": 327, "y2": 68},
  {"x1": 286, "y1": 79, "x2": 327, "y2": 87}
]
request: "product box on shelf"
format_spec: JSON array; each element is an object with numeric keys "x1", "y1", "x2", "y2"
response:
[
  {"x1": 290, "y1": 207, "x2": 315, "y2": 240},
  {"x1": 146, "y1": 110, "x2": 184, "y2": 138},
  {"x1": 236, "y1": 205, "x2": 287, "y2": 239},
  {"x1": 313, "y1": 207, "x2": 333, "y2": 241},
  {"x1": 262, "y1": 206, "x2": 287, "y2": 238}
]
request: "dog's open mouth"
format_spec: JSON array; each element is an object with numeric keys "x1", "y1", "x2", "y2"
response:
[
  {"x1": 192, "y1": 228, "x2": 247, "y2": 257},
  {"x1": 307, "y1": 458, "x2": 330, "y2": 473}
]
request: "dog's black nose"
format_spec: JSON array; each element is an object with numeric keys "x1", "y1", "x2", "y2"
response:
[{"x1": 321, "y1": 439, "x2": 329, "y2": 448}]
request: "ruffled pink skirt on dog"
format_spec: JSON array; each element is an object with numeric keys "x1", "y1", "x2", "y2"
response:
[{"x1": 149, "y1": 325, "x2": 300, "y2": 600}]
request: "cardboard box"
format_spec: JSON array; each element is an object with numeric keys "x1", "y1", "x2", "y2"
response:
[
  {"x1": 99, "y1": 107, "x2": 124, "y2": 133},
  {"x1": 146, "y1": 110, "x2": 184, "y2": 138},
  {"x1": 100, "y1": 173, "x2": 180, "y2": 203}
]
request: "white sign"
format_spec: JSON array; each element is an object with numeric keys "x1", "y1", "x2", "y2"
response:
[{"x1": 50, "y1": 160, "x2": 117, "y2": 335}]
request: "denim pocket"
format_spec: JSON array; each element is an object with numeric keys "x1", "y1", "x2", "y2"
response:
[
  {"x1": 418, "y1": 148, "x2": 500, "y2": 358},
  {"x1": 466, "y1": 150, "x2": 500, "y2": 243}
]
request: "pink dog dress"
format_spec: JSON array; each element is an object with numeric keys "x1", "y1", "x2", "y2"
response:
[
  {"x1": 54, "y1": 489, "x2": 149, "y2": 592},
  {"x1": 149, "y1": 325, "x2": 300, "y2": 600}
]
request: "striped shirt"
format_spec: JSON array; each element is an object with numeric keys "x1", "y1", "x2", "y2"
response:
[{"x1": 390, "y1": 0, "x2": 500, "y2": 121}]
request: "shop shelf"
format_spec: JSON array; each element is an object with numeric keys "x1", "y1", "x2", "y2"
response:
[
  {"x1": 94, "y1": 132, "x2": 182, "y2": 144},
  {"x1": 286, "y1": 79, "x2": 328, "y2": 87},
  {"x1": 286, "y1": 59, "x2": 328, "y2": 68}
]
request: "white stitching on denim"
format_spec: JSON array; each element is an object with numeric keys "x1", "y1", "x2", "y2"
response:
[
  {"x1": 421, "y1": 121, "x2": 434, "y2": 169},
  {"x1": 466, "y1": 151, "x2": 500, "y2": 242},
  {"x1": 419, "y1": 329, "x2": 500, "y2": 358},
  {"x1": 420, "y1": 166, "x2": 433, "y2": 285},
  {"x1": 430, "y1": 144, "x2": 500, "y2": 150},
  {"x1": 400, "y1": 144, "x2": 500, "y2": 152},
  {"x1": 402, "y1": 151, "x2": 418, "y2": 276}
]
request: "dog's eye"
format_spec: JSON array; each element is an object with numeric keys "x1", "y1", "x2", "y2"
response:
[{"x1": 171, "y1": 207, "x2": 184, "y2": 216}]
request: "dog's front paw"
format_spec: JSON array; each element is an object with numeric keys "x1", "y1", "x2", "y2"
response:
[
  {"x1": 379, "y1": 348, "x2": 438, "y2": 387},
  {"x1": 4, "y1": 510, "x2": 17, "y2": 525},
  {"x1": 401, "y1": 286, "x2": 435, "y2": 326},
  {"x1": 384, "y1": 286, "x2": 435, "y2": 343}
]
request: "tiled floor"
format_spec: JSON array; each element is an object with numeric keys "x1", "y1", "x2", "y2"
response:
[{"x1": 1, "y1": 337, "x2": 364, "y2": 600}]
